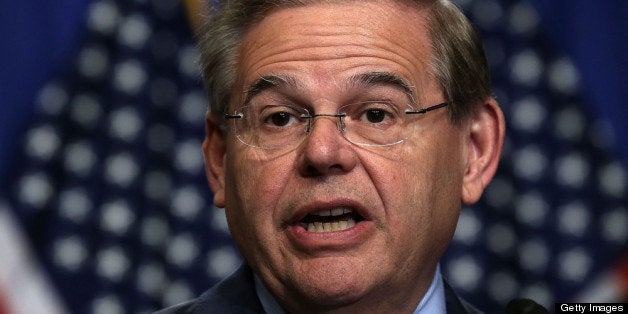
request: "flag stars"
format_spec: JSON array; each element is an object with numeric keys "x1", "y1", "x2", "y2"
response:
[
  {"x1": 87, "y1": 0, "x2": 121, "y2": 35},
  {"x1": 558, "y1": 248, "x2": 592, "y2": 282},
  {"x1": 447, "y1": 255, "x2": 484, "y2": 292},
  {"x1": 486, "y1": 223, "x2": 517, "y2": 256},
  {"x1": 515, "y1": 191, "x2": 549, "y2": 227},
  {"x1": 117, "y1": 14, "x2": 152, "y2": 50},
  {"x1": 166, "y1": 233, "x2": 199, "y2": 269},
  {"x1": 53, "y1": 236, "x2": 88, "y2": 272},
  {"x1": 471, "y1": 0, "x2": 504, "y2": 29},
  {"x1": 113, "y1": 59, "x2": 147, "y2": 95},
  {"x1": 78, "y1": 45, "x2": 110, "y2": 81},
  {"x1": 453, "y1": 209, "x2": 482, "y2": 245},
  {"x1": 36, "y1": 81, "x2": 69, "y2": 116},
  {"x1": 508, "y1": 1, "x2": 540, "y2": 36},
  {"x1": 601, "y1": 207, "x2": 627, "y2": 244},
  {"x1": 96, "y1": 246, "x2": 130, "y2": 282},
  {"x1": 554, "y1": 107, "x2": 586, "y2": 142},
  {"x1": 487, "y1": 271, "x2": 519, "y2": 303},
  {"x1": 548, "y1": 57, "x2": 581, "y2": 96},
  {"x1": 206, "y1": 247, "x2": 241, "y2": 280},
  {"x1": 58, "y1": 187, "x2": 93, "y2": 224},
  {"x1": 70, "y1": 93, "x2": 103, "y2": 130},
  {"x1": 92, "y1": 294, "x2": 124, "y2": 314},
  {"x1": 100, "y1": 200, "x2": 135, "y2": 236},
  {"x1": 517, "y1": 239, "x2": 550, "y2": 274},
  {"x1": 520, "y1": 283, "x2": 553, "y2": 310},
  {"x1": 18, "y1": 172, "x2": 54, "y2": 209},
  {"x1": 108, "y1": 106, "x2": 143, "y2": 142},
  {"x1": 174, "y1": 139, "x2": 204, "y2": 175},
  {"x1": 171, "y1": 186, "x2": 205, "y2": 221},
  {"x1": 557, "y1": 201, "x2": 590, "y2": 237},
  {"x1": 140, "y1": 216, "x2": 170, "y2": 249},
  {"x1": 63, "y1": 141, "x2": 97, "y2": 177},
  {"x1": 25, "y1": 124, "x2": 61, "y2": 161},
  {"x1": 555, "y1": 153, "x2": 590, "y2": 188},
  {"x1": 162, "y1": 281, "x2": 193, "y2": 308},
  {"x1": 511, "y1": 96, "x2": 547, "y2": 133},
  {"x1": 177, "y1": 45, "x2": 201, "y2": 79},
  {"x1": 512, "y1": 145, "x2": 548, "y2": 181},
  {"x1": 179, "y1": 91, "x2": 208, "y2": 125},
  {"x1": 510, "y1": 49, "x2": 543, "y2": 87},
  {"x1": 598, "y1": 162, "x2": 627, "y2": 198},
  {"x1": 137, "y1": 262, "x2": 167, "y2": 297},
  {"x1": 3, "y1": 0, "x2": 235, "y2": 313},
  {"x1": 104, "y1": 152, "x2": 140, "y2": 188}
]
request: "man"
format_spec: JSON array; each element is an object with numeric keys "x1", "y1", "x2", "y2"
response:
[{"x1": 159, "y1": 0, "x2": 505, "y2": 312}]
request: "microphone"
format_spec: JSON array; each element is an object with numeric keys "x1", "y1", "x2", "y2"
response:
[{"x1": 505, "y1": 298, "x2": 548, "y2": 314}]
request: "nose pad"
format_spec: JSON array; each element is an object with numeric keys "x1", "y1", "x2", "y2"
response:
[{"x1": 305, "y1": 114, "x2": 346, "y2": 134}]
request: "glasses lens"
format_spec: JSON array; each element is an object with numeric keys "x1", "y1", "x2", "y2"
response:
[
  {"x1": 229, "y1": 101, "x2": 417, "y2": 150},
  {"x1": 340, "y1": 101, "x2": 413, "y2": 146},
  {"x1": 233, "y1": 105, "x2": 309, "y2": 150}
]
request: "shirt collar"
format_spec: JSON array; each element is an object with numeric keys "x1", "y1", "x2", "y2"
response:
[
  {"x1": 414, "y1": 264, "x2": 446, "y2": 314},
  {"x1": 254, "y1": 274, "x2": 285, "y2": 314},
  {"x1": 254, "y1": 264, "x2": 445, "y2": 314}
]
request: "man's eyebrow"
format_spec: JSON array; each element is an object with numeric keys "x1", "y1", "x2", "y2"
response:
[
  {"x1": 243, "y1": 75, "x2": 298, "y2": 105},
  {"x1": 350, "y1": 72, "x2": 417, "y2": 104}
]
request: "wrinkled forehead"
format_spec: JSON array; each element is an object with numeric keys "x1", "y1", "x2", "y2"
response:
[
  {"x1": 232, "y1": 1, "x2": 438, "y2": 105},
  {"x1": 237, "y1": 1, "x2": 433, "y2": 56}
]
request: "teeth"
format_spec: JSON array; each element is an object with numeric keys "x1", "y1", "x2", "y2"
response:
[
  {"x1": 300, "y1": 207, "x2": 358, "y2": 233},
  {"x1": 305, "y1": 218, "x2": 356, "y2": 233},
  {"x1": 318, "y1": 210, "x2": 332, "y2": 217},
  {"x1": 311, "y1": 207, "x2": 352, "y2": 217}
]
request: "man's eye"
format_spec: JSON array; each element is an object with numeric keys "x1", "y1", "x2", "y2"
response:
[
  {"x1": 265, "y1": 112, "x2": 297, "y2": 127},
  {"x1": 358, "y1": 107, "x2": 397, "y2": 125},
  {"x1": 363, "y1": 109, "x2": 388, "y2": 123}
]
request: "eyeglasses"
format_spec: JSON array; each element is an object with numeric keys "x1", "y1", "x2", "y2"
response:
[{"x1": 224, "y1": 101, "x2": 449, "y2": 151}]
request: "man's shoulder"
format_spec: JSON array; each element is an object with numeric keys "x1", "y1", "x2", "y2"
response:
[
  {"x1": 443, "y1": 278, "x2": 483, "y2": 314},
  {"x1": 154, "y1": 265, "x2": 482, "y2": 314},
  {"x1": 153, "y1": 264, "x2": 263, "y2": 314}
]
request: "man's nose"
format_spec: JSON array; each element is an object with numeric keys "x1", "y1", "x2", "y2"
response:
[{"x1": 297, "y1": 116, "x2": 357, "y2": 177}]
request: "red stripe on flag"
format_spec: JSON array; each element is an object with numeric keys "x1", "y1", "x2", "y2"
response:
[
  {"x1": 616, "y1": 253, "x2": 628, "y2": 301},
  {"x1": 0, "y1": 287, "x2": 12, "y2": 314}
]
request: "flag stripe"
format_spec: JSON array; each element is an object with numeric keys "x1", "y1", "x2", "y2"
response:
[{"x1": 0, "y1": 207, "x2": 67, "y2": 314}]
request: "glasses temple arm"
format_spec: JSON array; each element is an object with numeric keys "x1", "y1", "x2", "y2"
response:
[{"x1": 405, "y1": 102, "x2": 449, "y2": 115}]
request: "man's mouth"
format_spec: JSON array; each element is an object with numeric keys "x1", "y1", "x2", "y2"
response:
[{"x1": 298, "y1": 207, "x2": 365, "y2": 233}]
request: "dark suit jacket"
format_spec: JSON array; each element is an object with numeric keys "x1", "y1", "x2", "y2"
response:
[{"x1": 154, "y1": 264, "x2": 482, "y2": 314}]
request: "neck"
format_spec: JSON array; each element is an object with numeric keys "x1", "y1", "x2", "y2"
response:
[{"x1": 268, "y1": 265, "x2": 438, "y2": 313}]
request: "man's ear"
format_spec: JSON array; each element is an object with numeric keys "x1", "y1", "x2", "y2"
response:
[
  {"x1": 202, "y1": 112, "x2": 227, "y2": 208},
  {"x1": 461, "y1": 97, "x2": 505, "y2": 205}
]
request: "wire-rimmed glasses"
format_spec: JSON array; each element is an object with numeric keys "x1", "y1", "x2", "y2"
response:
[{"x1": 224, "y1": 101, "x2": 449, "y2": 151}]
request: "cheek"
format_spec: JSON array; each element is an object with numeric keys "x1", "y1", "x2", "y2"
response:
[
  {"x1": 370, "y1": 131, "x2": 464, "y2": 232},
  {"x1": 225, "y1": 148, "x2": 294, "y2": 218}
]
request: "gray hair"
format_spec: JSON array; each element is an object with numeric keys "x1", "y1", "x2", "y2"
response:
[{"x1": 197, "y1": 0, "x2": 492, "y2": 125}]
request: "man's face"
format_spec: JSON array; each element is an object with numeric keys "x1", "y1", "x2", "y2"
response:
[{"x1": 208, "y1": 1, "x2": 476, "y2": 311}]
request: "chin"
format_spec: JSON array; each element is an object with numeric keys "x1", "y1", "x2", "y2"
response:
[
  {"x1": 288, "y1": 280, "x2": 368, "y2": 311},
  {"x1": 283, "y1": 261, "x2": 377, "y2": 310}
]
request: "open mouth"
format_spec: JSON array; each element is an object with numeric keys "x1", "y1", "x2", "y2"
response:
[{"x1": 298, "y1": 207, "x2": 365, "y2": 233}]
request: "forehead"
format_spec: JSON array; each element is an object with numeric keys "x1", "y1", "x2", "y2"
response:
[{"x1": 235, "y1": 1, "x2": 437, "y2": 100}]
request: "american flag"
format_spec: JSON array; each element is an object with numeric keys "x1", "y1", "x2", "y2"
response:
[{"x1": 0, "y1": 0, "x2": 625, "y2": 313}]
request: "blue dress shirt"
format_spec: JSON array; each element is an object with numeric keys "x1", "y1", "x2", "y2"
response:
[{"x1": 254, "y1": 265, "x2": 446, "y2": 313}]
